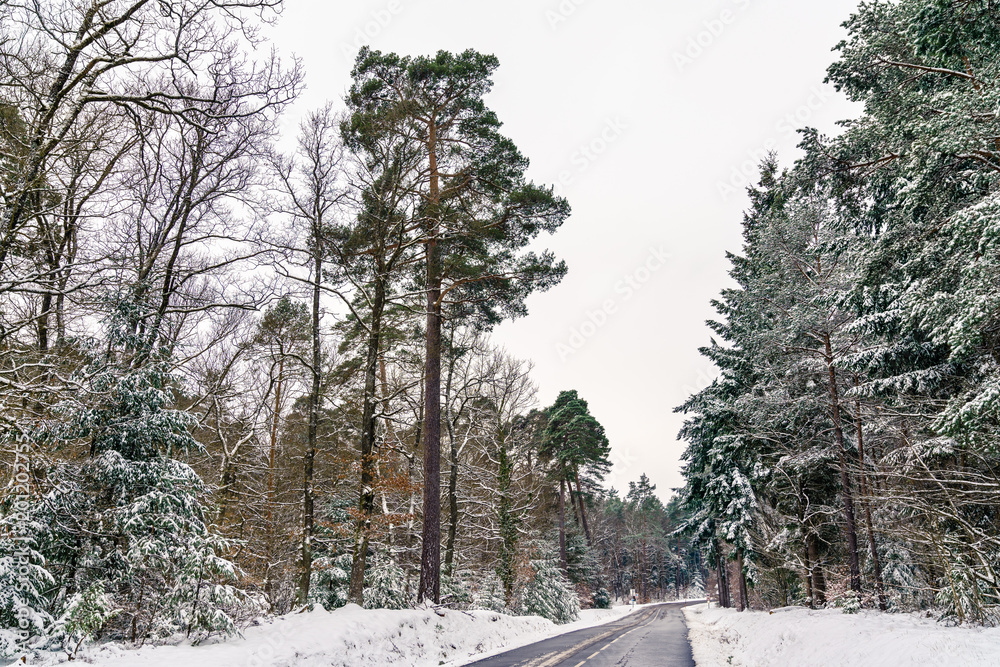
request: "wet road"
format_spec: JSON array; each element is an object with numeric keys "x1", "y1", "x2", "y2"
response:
[{"x1": 465, "y1": 602, "x2": 699, "y2": 667}]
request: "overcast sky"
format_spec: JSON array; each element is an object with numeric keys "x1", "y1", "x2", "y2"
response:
[{"x1": 267, "y1": 0, "x2": 864, "y2": 499}]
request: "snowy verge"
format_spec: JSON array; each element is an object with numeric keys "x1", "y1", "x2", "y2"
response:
[
  {"x1": 683, "y1": 602, "x2": 1000, "y2": 667},
  {"x1": 20, "y1": 604, "x2": 635, "y2": 667}
]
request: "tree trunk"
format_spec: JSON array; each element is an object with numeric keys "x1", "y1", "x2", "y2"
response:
[
  {"x1": 823, "y1": 332, "x2": 862, "y2": 594},
  {"x1": 444, "y1": 423, "x2": 460, "y2": 574},
  {"x1": 443, "y1": 332, "x2": 460, "y2": 575},
  {"x1": 268, "y1": 359, "x2": 283, "y2": 513},
  {"x1": 855, "y1": 396, "x2": 888, "y2": 611},
  {"x1": 497, "y1": 436, "x2": 517, "y2": 606},
  {"x1": 574, "y1": 468, "x2": 592, "y2": 545},
  {"x1": 804, "y1": 542, "x2": 814, "y2": 607},
  {"x1": 797, "y1": 482, "x2": 814, "y2": 606},
  {"x1": 558, "y1": 478, "x2": 568, "y2": 571},
  {"x1": 418, "y1": 118, "x2": 443, "y2": 605},
  {"x1": 807, "y1": 531, "x2": 826, "y2": 605},
  {"x1": 715, "y1": 548, "x2": 731, "y2": 608},
  {"x1": 348, "y1": 281, "x2": 386, "y2": 604},
  {"x1": 736, "y1": 551, "x2": 749, "y2": 611},
  {"x1": 297, "y1": 245, "x2": 322, "y2": 606}
]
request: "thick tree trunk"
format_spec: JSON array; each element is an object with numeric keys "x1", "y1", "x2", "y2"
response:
[
  {"x1": 349, "y1": 282, "x2": 386, "y2": 604},
  {"x1": 736, "y1": 551, "x2": 749, "y2": 611},
  {"x1": 807, "y1": 531, "x2": 826, "y2": 605},
  {"x1": 558, "y1": 478, "x2": 568, "y2": 571},
  {"x1": 715, "y1": 551, "x2": 731, "y2": 608},
  {"x1": 823, "y1": 333, "x2": 862, "y2": 594},
  {"x1": 418, "y1": 235, "x2": 442, "y2": 604},
  {"x1": 418, "y1": 117, "x2": 443, "y2": 605}
]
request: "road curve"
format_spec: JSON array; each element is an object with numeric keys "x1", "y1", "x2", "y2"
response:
[{"x1": 464, "y1": 601, "x2": 699, "y2": 667}]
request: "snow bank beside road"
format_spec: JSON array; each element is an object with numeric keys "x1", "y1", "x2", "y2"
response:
[
  {"x1": 683, "y1": 602, "x2": 1000, "y2": 666},
  {"x1": 28, "y1": 604, "x2": 634, "y2": 667}
]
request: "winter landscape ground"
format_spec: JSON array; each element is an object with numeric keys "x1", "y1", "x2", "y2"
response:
[
  {"x1": 685, "y1": 603, "x2": 1000, "y2": 667},
  {"x1": 17, "y1": 601, "x2": 1000, "y2": 667},
  {"x1": 12, "y1": 604, "x2": 635, "y2": 667}
]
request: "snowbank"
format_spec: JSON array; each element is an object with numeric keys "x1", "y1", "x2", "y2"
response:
[
  {"x1": 683, "y1": 602, "x2": 1000, "y2": 666},
  {"x1": 23, "y1": 604, "x2": 634, "y2": 667}
]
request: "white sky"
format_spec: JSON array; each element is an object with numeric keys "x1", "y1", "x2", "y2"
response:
[{"x1": 267, "y1": 0, "x2": 863, "y2": 500}]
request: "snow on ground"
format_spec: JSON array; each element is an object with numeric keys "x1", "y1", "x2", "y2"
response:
[
  {"x1": 23, "y1": 604, "x2": 635, "y2": 667},
  {"x1": 683, "y1": 602, "x2": 1000, "y2": 667}
]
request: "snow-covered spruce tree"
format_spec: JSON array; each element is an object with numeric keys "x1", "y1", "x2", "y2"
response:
[
  {"x1": 363, "y1": 555, "x2": 412, "y2": 610},
  {"x1": 30, "y1": 295, "x2": 261, "y2": 643},
  {"x1": 592, "y1": 587, "x2": 611, "y2": 609},
  {"x1": 58, "y1": 582, "x2": 118, "y2": 658},
  {"x1": 309, "y1": 553, "x2": 352, "y2": 610},
  {"x1": 518, "y1": 551, "x2": 580, "y2": 624},
  {"x1": 0, "y1": 500, "x2": 54, "y2": 655},
  {"x1": 812, "y1": 0, "x2": 1000, "y2": 621}
]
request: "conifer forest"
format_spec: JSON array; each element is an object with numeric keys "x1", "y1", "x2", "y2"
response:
[{"x1": 2, "y1": 0, "x2": 1000, "y2": 663}]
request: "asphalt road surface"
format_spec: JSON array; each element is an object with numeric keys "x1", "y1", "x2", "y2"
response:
[{"x1": 465, "y1": 602, "x2": 699, "y2": 667}]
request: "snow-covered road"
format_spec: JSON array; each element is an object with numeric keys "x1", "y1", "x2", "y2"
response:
[{"x1": 464, "y1": 601, "x2": 699, "y2": 667}]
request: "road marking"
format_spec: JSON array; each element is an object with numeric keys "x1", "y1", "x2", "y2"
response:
[{"x1": 554, "y1": 607, "x2": 667, "y2": 666}]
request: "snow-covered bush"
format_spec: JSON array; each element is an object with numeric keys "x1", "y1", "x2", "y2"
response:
[
  {"x1": 518, "y1": 558, "x2": 580, "y2": 624},
  {"x1": 876, "y1": 539, "x2": 930, "y2": 611},
  {"x1": 688, "y1": 570, "x2": 706, "y2": 599},
  {"x1": 592, "y1": 587, "x2": 611, "y2": 609},
  {"x1": 310, "y1": 553, "x2": 352, "y2": 610},
  {"x1": 838, "y1": 590, "x2": 861, "y2": 615},
  {"x1": 0, "y1": 526, "x2": 54, "y2": 655},
  {"x1": 936, "y1": 559, "x2": 1000, "y2": 626},
  {"x1": 363, "y1": 557, "x2": 411, "y2": 610},
  {"x1": 472, "y1": 572, "x2": 507, "y2": 613},
  {"x1": 59, "y1": 583, "x2": 118, "y2": 657},
  {"x1": 441, "y1": 571, "x2": 473, "y2": 609}
]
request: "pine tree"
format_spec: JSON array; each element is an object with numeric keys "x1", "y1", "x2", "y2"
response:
[
  {"x1": 345, "y1": 47, "x2": 569, "y2": 603},
  {"x1": 540, "y1": 390, "x2": 611, "y2": 569}
]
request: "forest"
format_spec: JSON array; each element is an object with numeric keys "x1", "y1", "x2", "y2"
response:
[
  {"x1": 678, "y1": 0, "x2": 1000, "y2": 625},
  {"x1": 0, "y1": 0, "x2": 701, "y2": 656}
]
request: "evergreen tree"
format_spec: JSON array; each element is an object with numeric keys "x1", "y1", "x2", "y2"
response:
[
  {"x1": 540, "y1": 390, "x2": 611, "y2": 569},
  {"x1": 344, "y1": 47, "x2": 569, "y2": 603}
]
